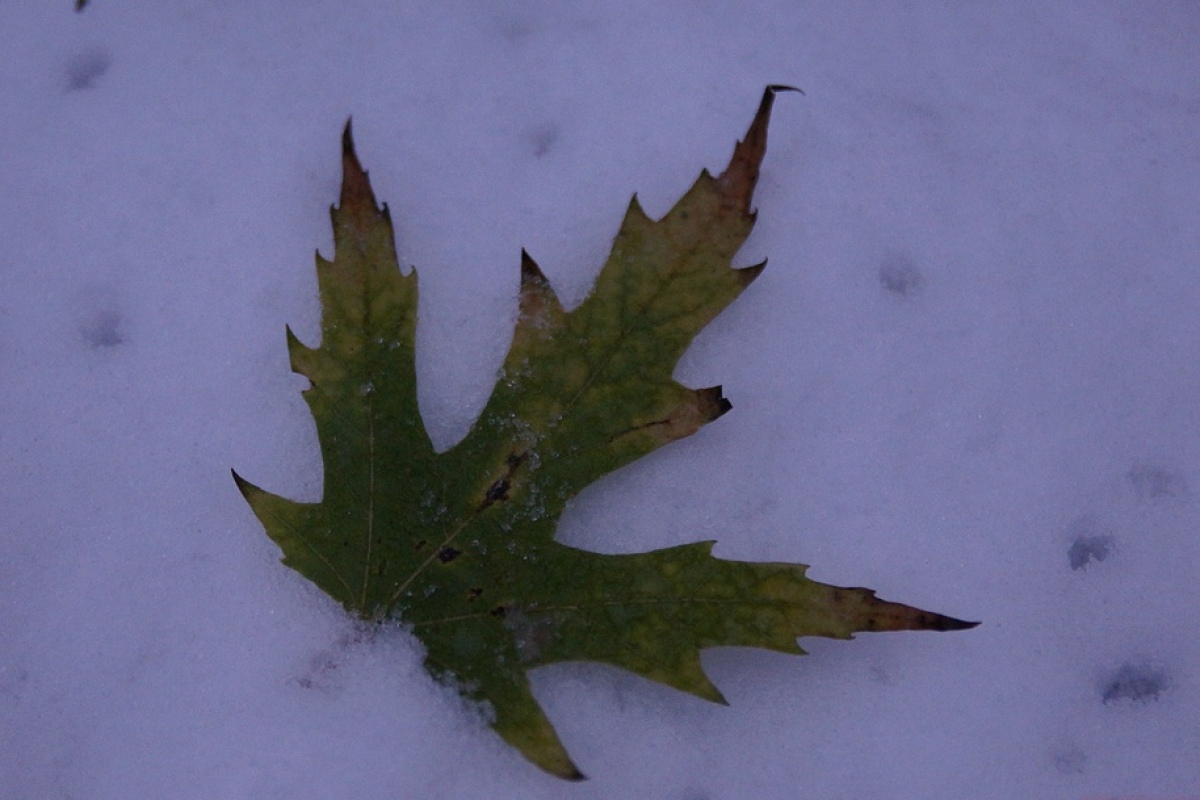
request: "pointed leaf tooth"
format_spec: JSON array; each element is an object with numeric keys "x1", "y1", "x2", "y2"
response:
[
  {"x1": 735, "y1": 258, "x2": 767, "y2": 288},
  {"x1": 285, "y1": 324, "x2": 318, "y2": 378},
  {"x1": 231, "y1": 470, "x2": 299, "y2": 523},
  {"x1": 518, "y1": 249, "x2": 565, "y2": 323},
  {"x1": 638, "y1": 651, "x2": 729, "y2": 706},
  {"x1": 488, "y1": 675, "x2": 584, "y2": 781},
  {"x1": 626, "y1": 193, "x2": 652, "y2": 224},
  {"x1": 236, "y1": 473, "x2": 358, "y2": 610},
  {"x1": 230, "y1": 468, "x2": 260, "y2": 501},
  {"x1": 519, "y1": 248, "x2": 545, "y2": 283}
]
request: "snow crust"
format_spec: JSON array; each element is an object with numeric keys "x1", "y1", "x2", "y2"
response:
[{"x1": 2, "y1": 3, "x2": 1198, "y2": 798}]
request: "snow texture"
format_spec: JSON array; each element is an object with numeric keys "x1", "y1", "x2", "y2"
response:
[{"x1": 2, "y1": 3, "x2": 1198, "y2": 798}]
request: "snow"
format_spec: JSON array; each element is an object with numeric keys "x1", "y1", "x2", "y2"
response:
[{"x1": 2, "y1": 2, "x2": 1198, "y2": 798}]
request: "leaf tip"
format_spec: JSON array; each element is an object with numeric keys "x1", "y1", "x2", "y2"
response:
[
  {"x1": 338, "y1": 117, "x2": 379, "y2": 213},
  {"x1": 230, "y1": 468, "x2": 255, "y2": 498},
  {"x1": 626, "y1": 193, "x2": 652, "y2": 225},
  {"x1": 766, "y1": 83, "x2": 805, "y2": 97},
  {"x1": 736, "y1": 259, "x2": 767, "y2": 288},
  {"x1": 516, "y1": 249, "x2": 565, "y2": 328},
  {"x1": 718, "y1": 84, "x2": 800, "y2": 213},
  {"x1": 752, "y1": 86, "x2": 804, "y2": 135},
  {"x1": 928, "y1": 614, "x2": 981, "y2": 632},
  {"x1": 696, "y1": 677, "x2": 729, "y2": 706},
  {"x1": 696, "y1": 386, "x2": 732, "y2": 421},
  {"x1": 285, "y1": 325, "x2": 318, "y2": 379},
  {"x1": 862, "y1": 594, "x2": 981, "y2": 634},
  {"x1": 520, "y1": 248, "x2": 546, "y2": 284}
]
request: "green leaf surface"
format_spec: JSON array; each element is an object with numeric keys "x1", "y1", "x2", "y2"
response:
[{"x1": 234, "y1": 86, "x2": 976, "y2": 780}]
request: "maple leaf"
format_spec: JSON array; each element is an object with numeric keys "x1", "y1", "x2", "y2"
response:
[{"x1": 233, "y1": 86, "x2": 976, "y2": 780}]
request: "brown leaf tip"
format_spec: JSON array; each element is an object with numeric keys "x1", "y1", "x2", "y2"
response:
[
  {"x1": 736, "y1": 260, "x2": 767, "y2": 288},
  {"x1": 719, "y1": 85, "x2": 801, "y2": 213},
  {"x1": 891, "y1": 607, "x2": 978, "y2": 632},
  {"x1": 520, "y1": 249, "x2": 549, "y2": 287},
  {"x1": 929, "y1": 614, "x2": 981, "y2": 632},
  {"x1": 518, "y1": 249, "x2": 564, "y2": 326},
  {"x1": 697, "y1": 386, "x2": 733, "y2": 421},
  {"x1": 753, "y1": 85, "x2": 803, "y2": 136},
  {"x1": 339, "y1": 117, "x2": 380, "y2": 213},
  {"x1": 766, "y1": 83, "x2": 805, "y2": 97}
]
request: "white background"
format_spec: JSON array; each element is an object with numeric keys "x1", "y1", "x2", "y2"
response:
[{"x1": 2, "y1": 3, "x2": 1198, "y2": 798}]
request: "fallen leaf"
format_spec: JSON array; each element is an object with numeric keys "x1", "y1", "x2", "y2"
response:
[{"x1": 234, "y1": 86, "x2": 976, "y2": 779}]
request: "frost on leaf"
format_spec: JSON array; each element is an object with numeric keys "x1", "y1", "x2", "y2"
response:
[{"x1": 233, "y1": 87, "x2": 976, "y2": 780}]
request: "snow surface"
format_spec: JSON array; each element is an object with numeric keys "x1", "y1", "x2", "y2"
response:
[{"x1": 2, "y1": 3, "x2": 1199, "y2": 798}]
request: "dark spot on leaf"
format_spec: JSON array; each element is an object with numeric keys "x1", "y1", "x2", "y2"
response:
[
  {"x1": 484, "y1": 479, "x2": 511, "y2": 506},
  {"x1": 1102, "y1": 663, "x2": 1167, "y2": 704},
  {"x1": 1128, "y1": 464, "x2": 1186, "y2": 499},
  {"x1": 66, "y1": 48, "x2": 111, "y2": 91},
  {"x1": 879, "y1": 254, "x2": 923, "y2": 296},
  {"x1": 490, "y1": 605, "x2": 508, "y2": 619},
  {"x1": 438, "y1": 547, "x2": 461, "y2": 564},
  {"x1": 468, "y1": 587, "x2": 483, "y2": 601},
  {"x1": 482, "y1": 453, "x2": 528, "y2": 508},
  {"x1": 414, "y1": 539, "x2": 427, "y2": 552},
  {"x1": 375, "y1": 560, "x2": 387, "y2": 576}
]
